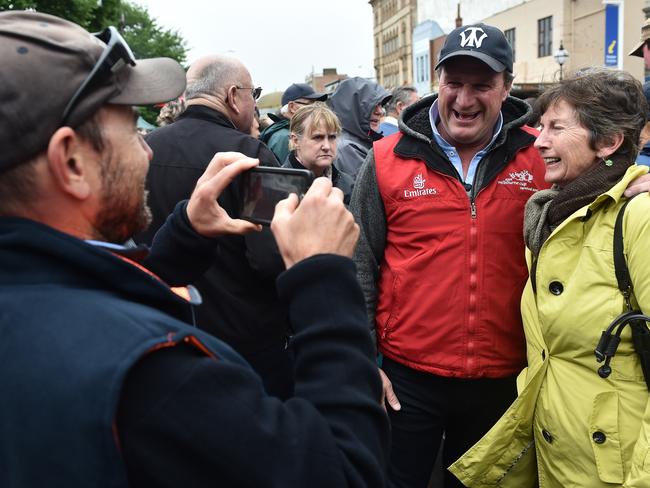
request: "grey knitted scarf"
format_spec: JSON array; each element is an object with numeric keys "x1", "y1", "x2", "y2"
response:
[{"x1": 524, "y1": 156, "x2": 631, "y2": 256}]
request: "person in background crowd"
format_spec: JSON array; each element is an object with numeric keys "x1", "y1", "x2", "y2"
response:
[
  {"x1": 284, "y1": 103, "x2": 354, "y2": 204},
  {"x1": 451, "y1": 67, "x2": 650, "y2": 488},
  {"x1": 628, "y1": 17, "x2": 650, "y2": 167},
  {"x1": 380, "y1": 86, "x2": 418, "y2": 136},
  {"x1": 259, "y1": 113, "x2": 274, "y2": 132},
  {"x1": 328, "y1": 77, "x2": 391, "y2": 179},
  {"x1": 636, "y1": 82, "x2": 650, "y2": 166},
  {"x1": 135, "y1": 55, "x2": 299, "y2": 400},
  {"x1": 0, "y1": 11, "x2": 390, "y2": 488},
  {"x1": 629, "y1": 17, "x2": 650, "y2": 80},
  {"x1": 157, "y1": 96, "x2": 186, "y2": 127},
  {"x1": 260, "y1": 82, "x2": 328, "y2": 162}
]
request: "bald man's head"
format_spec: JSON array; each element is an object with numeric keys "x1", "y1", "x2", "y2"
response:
[
  {"x1": 185, "y1": 55, "x2": 249, "y2": 100},
  {"x1": 185, "y1": 55, "x2": 256, "y2": 133}
]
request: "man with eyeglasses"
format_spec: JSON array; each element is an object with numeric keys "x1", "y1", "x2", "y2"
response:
[
  {"x1": 261, "y1": 82, "x2": 328, "y2": 162},
  {"x1": 137, "y1": 55, "x2": 300, "y2": 399},
  {"x1": 0, "y1": 11, "x2": 388, "y2": 487}
]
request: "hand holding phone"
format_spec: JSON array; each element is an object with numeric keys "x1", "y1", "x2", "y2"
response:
[
  {"x1": 186, "y1": 152, "x2": 263, "y2": 237},
  {"x1": 239, "y1": 167, "x2": 314, "y2": 225}
]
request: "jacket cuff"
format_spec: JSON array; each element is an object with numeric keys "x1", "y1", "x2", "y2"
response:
[{"x1": 277, "y1": 254, "x2": 354, "y2": 292}]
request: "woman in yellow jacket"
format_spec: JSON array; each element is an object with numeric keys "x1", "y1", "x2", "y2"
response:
[{"x1": 450, "y1": 68, "x2": 650, "y2": 487}]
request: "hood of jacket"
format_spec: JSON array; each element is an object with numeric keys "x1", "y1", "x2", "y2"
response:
[
  {"x1": 328, "y1": 77, "x2": 391, "y2": 142},
  {"x1": 398, "y1": 92, "x2": 533, "y2": 150}
]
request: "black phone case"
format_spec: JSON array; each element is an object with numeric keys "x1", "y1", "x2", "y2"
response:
[{"x1": 240, "y1": 167, "x2": 314, "y2": 225}]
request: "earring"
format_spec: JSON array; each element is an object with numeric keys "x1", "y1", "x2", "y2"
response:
[{"x1": 603, "y1": 158, "x2": 613, "y2": 167}]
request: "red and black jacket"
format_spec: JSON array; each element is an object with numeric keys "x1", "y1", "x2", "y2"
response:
[{"x1": 358, "y1": 95, "x2": 550, "y2": 378}]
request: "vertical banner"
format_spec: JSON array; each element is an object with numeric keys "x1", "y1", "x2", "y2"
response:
[{"x1": 604, "y1": 3, "x2": 619, "y2": 67}]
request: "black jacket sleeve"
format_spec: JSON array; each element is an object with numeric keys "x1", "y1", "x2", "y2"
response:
[
  {"x1": 116, "y1": 255, "x2": 389, "y2": 488},
  {"x1": 143, "y1": 200, "x2": 217, "y2": 286}
]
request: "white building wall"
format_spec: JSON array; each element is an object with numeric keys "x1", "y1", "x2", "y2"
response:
[
  {"x1": 485, "y1": 0, "x2": 645, "y2": 84},
  {"x1": 417, "y1": 0, "x2": 527, "y2": 31}
]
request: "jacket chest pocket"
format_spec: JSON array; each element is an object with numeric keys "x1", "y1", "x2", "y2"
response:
[{"x1": 589, "y1": 391, "x2": 624, "y2": 484}]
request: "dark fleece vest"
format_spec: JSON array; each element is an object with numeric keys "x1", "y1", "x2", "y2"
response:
[{"x1": 0, "y1": 218, "x2": 248, "y2": 488}]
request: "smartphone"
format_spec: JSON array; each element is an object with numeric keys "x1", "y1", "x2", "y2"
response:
[{"x1": 239, "y1": 166, "x2": 315, "y2": 225}]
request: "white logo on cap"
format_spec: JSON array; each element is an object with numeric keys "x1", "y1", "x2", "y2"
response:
[{"x1": 459, "y1": 27, "x2": 488, "y2": 48}]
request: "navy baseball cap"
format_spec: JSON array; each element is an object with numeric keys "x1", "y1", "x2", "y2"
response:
[
  {"x1": 281, "y1": 83, "x2": 328, "y2": 106},
  {"x1": 436, "y1": 23, "x2": 513, "y2": 73}
]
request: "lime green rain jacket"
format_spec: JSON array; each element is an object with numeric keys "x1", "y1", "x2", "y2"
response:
[{"x1": 450, "y1": 165, "x2": 650, "y2": 487}]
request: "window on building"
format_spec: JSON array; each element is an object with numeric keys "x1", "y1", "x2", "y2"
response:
[
  {"x1": 422, "y1": 55, "x2": 426, "y2": 82},
  {"x1": 504, "y1": 28, "x2": 515, "y2": 63},
  {"x1": 420, "y1": 56, "x2": 425, "y2": 82},
  {"x1": 424, "y1": 53, "x2": 429, "y2": 81},
  {"x1": 538, "y1": 16, "x2": 552, "y2": 58}
]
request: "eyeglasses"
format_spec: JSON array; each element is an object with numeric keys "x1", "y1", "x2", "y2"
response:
[
  {"x1": 62, "y1": 26, "x2": 136, "y2": 124},
  {"x1": 234, "y1": 86, "x2": 262, "y2": 100}
]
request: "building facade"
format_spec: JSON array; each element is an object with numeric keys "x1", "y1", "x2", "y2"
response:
[
  {"x1": 410, "y1": 0, "x2": 646, "y2": 93},
  {"x1": 305, "y1": 68, "x2": 348, "y2": 94},
  {"x1": 484, "y1": 0, "x2": 645, "y2": 90},
  {"x1": 417, "y1": 0, "x2": 526, "y2": 32},
  {"x1": 412, "y1": 20, "x2": 445, "y2": 95},
  {"x1": 369, "y1": 0, "x2": 418, "y2": 88}
]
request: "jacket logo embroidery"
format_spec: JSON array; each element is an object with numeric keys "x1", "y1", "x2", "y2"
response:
[
  {"x1": 413, "y1": 173, "x2": 426, "y2": 189},
  {"x1": 404, "y1": 173, "x2": 438, "y2": 198},
  {"x1": 497, "y1": 170, "x2": 537, "y2": 192},
  {"x1": 459, "y1": 27, "x2": 488, "y2": 49}
]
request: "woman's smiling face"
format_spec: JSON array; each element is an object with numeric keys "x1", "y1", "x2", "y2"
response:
[{"x1": 534, "y1": 99, "x2": 600, "y2": 188}]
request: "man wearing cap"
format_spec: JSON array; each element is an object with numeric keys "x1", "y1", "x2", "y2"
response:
[
  {"x1": 636, "y1": 82, "x2": 650, "y2": 167},
  {"x1": 0, "y1": 11, "x2": 389, "y2": 487},
  {"x1": 351, "y1": 23, "x2": 547, "y2": 487},
  {"x1": 261, "y1": 82, "x2": 328, "y2": 162},
  {"x1": 629, "y1": 17, "x2": 650, "y2": 79}
]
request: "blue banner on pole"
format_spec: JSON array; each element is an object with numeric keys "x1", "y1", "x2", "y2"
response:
[{"x1": 605, "y1": 4, "x2": 619, "y2": 67}]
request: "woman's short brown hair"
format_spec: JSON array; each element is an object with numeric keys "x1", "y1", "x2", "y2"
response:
[{"x1": 536, "y1": 67, "x2": 648, "y2": 163}]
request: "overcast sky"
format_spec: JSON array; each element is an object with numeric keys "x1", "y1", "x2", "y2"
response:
[{"x1": 134, "y1": 0, "x2": 375, "y2": 94}]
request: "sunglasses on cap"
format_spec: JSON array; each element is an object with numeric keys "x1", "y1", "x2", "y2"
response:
[{"x1": 61, "y1": 26, "x2": 136, "y2": 124}]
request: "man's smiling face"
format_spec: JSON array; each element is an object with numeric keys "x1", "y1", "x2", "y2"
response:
[{"x1": 436, "y1": 57, "x2": 509, "y2": 151}]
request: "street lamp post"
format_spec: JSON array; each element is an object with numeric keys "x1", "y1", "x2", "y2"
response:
[{"x1": 554, "y1": 41, "x2": 570, "y2": 81}]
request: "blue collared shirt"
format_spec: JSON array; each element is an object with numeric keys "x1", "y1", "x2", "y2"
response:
[
  {"x1": 428, "y1": 99, "x2": 503, "y2": 186},
  {"x1": 637, "y1": 141, "x2": 650, "y2": 167}
]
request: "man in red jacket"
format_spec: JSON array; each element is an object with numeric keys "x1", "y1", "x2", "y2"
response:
[{"x1": 351, "y1": 23, "x2": 547, "y2": 488}]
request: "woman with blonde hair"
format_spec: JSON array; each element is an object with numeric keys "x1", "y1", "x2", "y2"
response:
[{"x1": 285, "y1": 103, "x2": 354, "y2": 203}]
